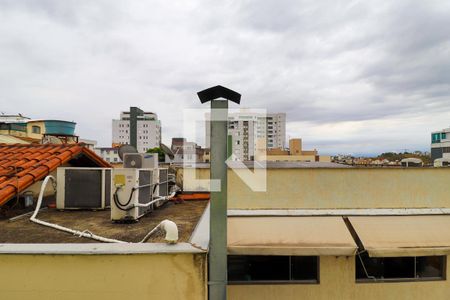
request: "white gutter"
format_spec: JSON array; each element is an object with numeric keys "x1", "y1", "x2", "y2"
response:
[{"x1": 228, "y1": 208, "x2": 450, "y2": 216}]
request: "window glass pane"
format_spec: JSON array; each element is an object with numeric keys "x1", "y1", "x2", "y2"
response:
[
  {"x1": 383, "y1": 257, "x2": 415, "y2": 279},
  {"x1": 416, "y1": 256, "x2": 444, "y2": 278},
  {"x1": 32, "y1": 126, "x2": 41, "y2": 134},
  {"x1": 356, "y1": 254, "x2": 414, "y2": 279},
  {"x1": 228, "y1": 255, "x2": 289, "y2": 282},
  {"x1": 356, "y1": 253, "x2": 385, "y2": 279},
  {"x1": 356, "y1": 254, "x2": 445, "y2": 281},
  {"x1": 291, "y1": 256, "x2": 318, "y2": 281}
]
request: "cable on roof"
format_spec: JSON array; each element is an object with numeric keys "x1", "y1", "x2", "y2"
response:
[
  {"x1": 113, "y1": 186, "x2": 136, "y2": 211},
  {"x1": 31, "y1": 175, "x2": 179, "y2": 244}
]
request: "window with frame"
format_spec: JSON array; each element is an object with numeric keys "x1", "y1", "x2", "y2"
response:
[
  {"x1": 356, "y1": 253, "x2": 445, "y2": 282},
  {"x1": 432, "y1": 133, "x2": 442, "y2": 143},
  {"x1": 228, "y1": 255, "x2": 319, "y2": 284},
  {"x1": 31, "y1": 126, "x2": 41, "y2": 134}
]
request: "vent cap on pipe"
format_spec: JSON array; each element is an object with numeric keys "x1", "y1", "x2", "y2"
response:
[{"x1": 197, "y1": 85, "x2": 241, "y2": 104}]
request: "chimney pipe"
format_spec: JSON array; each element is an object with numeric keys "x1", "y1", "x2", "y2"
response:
[{"x1": 197, "y1": 85, "x2": 241, "y2": 300}]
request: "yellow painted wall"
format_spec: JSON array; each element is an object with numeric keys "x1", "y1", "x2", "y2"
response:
[
  {"x1": 265, "y1": 155, "x2": 316, "y2": 162},
  {"x1": 318, "y1": 155, "x2": 331, "y2": 162},
  {"x1": 0, "y1": 253, "x2": 207, "y2": 300},
  {"x1": 229, "y1": 168, "x2": 450, "y2": 209},
  {"x1": 0, "y1": 129, "x2": 28, "y2": 137},
  {"x1": 301, "y1": 150, "x2": 318, "y2": 155},
  {"x1": 26, "y1": 121, "x2": 45, "y2": 140},
  {"x1": 179, "y1": 168, "x2": 450, "y2": 209},
  {"x1": 267, "y1": 148, "x2": 289, "y2": 155},
  {"x1": 289, "y1": 138, "x2": 302, "y2": 155},
  {"x1": 228, "y1": 255, "x2": 450, "y2": 300}
]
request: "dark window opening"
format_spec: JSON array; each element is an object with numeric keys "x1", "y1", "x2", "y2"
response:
[
  {"x1": 228, "y1": 255, "x2": 318, "y2": 284},
  {"x1": 356, "y1": 253, "x2": 445, "y2": 282},
  {"x1": 32, "y1": 125, "x2": 41, "y2": 134}
]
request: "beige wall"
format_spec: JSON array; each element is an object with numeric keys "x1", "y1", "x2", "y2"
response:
[
  {"x1": 228, "y1": 255, "x2": 450, "y2": 300},
  {"x1": 301, "y1": 150, "x2": 318, "y2": 156},
  {"x1": 0, "y1": 253, "x2": 207, "y2": 300},
  {"x1": 289, "y1": 138, "x2": 302, "y2": 155},
  {"x1": 265, "y1": 155, "x2": 316, "y2": 162},
  {"x1": 318, "y1": 155, "x2": 331, "y2": 163},
  {"x1": 229, "y1": 168, "x2": 450, "y2": 209},
  {"x1": 22, "y1": 169, "x2": 57, "y2": 198},
  {"x1": 26, "y1": 121, "x2": 45, "y2": 140},
  {"x1": 21, "y1": 164, "x2": 73, "y2": 199},
  {"x1": 180, "y1": 168, "x2": 450, "y2": 209},
  {"x1": 267, "y1": 148, "x2": 289, "y2": 155},
  {"x1": 0, "y1": 129, "x2": 28, "y2": 137}
]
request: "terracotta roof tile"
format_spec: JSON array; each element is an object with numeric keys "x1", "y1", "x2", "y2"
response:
[{"x1": 0, "y1": 143, "x2": 111, "y2": 207}]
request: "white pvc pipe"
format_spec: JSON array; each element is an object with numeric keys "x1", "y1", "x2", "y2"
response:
[
  {"x1": 138, "y1": 220, "x2": 178, "y2": 243},
  {"x1": 30, "y1": 175, "x2": 179, "y2": 244},
  {"x1": 31, "y1": 175, "x2": 127, "y2": 243},
  {"x1": 134, "y1": 191, "x2": 178, "y2": 208}
]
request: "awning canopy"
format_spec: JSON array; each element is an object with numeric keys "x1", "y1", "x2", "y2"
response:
[
  {"x1": 227, "y1": 216, "x2": 357, "y2": 256},
  {"x1": 349, "y1": 216, "x2": 450, "y2": 257}
]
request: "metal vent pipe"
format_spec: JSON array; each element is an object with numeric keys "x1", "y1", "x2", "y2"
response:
[{"x1": 197, "y1": 85, "x2": 241, "y2": 300}]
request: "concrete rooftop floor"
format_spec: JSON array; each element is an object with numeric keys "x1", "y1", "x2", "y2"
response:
[{"x1": 0, "y1": 200, "x2": 208, "y2": 243}]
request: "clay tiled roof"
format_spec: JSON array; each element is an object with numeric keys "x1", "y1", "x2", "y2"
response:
[{"x1": 0, "y1": 143, "x2": 111, "y2": 206}]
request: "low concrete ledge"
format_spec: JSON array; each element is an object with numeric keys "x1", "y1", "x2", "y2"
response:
[{"x1": 0, "y1": 242, "x2": 207, "y2": 255}]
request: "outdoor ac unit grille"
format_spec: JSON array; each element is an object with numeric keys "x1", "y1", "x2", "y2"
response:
[
  {"x1": 159, "y1": 168, "x2": 168, "y2": 197},
  {"x1": 138, "y1": 169, "x2": 153, "y2": 217},
  {"x1": 104, "y1": 169, "x2": 111, "y2": 207},
  {"x1": 57, "y1": 167, "x2": 111, "y2": 210},
  {"x1": 64, "y1": 169, "x2": 102, "y2": 208}
]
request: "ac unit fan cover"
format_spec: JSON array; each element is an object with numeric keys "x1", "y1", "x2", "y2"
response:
[{"x1": 125, "y1": 154, "x2": 143, "y2": 168}]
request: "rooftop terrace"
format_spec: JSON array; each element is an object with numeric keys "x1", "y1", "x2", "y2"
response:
[{"x1": 0, "y1": 199, "x2": 208, "y2": 244}]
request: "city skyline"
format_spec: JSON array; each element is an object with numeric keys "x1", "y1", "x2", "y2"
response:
[{"x1": 1, "y1": 1, "x2": 449, "y2": 155}]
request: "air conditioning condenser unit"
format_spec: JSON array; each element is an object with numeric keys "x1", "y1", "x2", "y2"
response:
[{"x1": 56, "y1": 167, "x2": 111, "y2": 210}]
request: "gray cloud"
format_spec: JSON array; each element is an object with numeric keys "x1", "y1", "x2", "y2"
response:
[{"x1": 0, "y1": 0, "x2": 449, "y2": 155}]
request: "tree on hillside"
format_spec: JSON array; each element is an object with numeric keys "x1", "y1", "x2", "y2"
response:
[{"x1": 377, "y1": 151, "x2": 431, "y2": 165}]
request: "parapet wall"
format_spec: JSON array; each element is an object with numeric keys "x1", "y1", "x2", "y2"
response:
[{"x1": 180, "y1": 167, "x2": 450, "y2": 209}]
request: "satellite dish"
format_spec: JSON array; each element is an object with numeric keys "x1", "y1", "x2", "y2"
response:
[
  {"x1": 118, "y1": 144, "x2": 138, "y2": 160},
  {"x1": 160, "y1": 143, "x2": 174, "y2": 159}
]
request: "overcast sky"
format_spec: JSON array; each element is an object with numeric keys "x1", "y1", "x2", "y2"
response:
[{"x1": 0, "y1": 0, "x2": 449, "y2": 155}]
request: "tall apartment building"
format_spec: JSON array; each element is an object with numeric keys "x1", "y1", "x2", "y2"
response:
[
  {"x1": 206, "y1": 111, "x2": 286, "y2": 161},
  {"x1": 169, "y1": 138, "x2": 205, "y2": 163},
  {"x1": 431, "y1": 127, "x2": 450, "y2": 161},
  {"x1": 112, "y1": 107, "x2": 161, "y2": 153}
]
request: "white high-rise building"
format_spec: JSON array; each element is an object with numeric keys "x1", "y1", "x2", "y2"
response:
[
  {"x1": 431, "y1": 127, "x2": 450, "y2": 161},
  {"x1": 205, "y1": 111, "x2": 286, "y2": 161},
  {"x1": 112, "y1": 108, "x2": 161, "y2": 153}
]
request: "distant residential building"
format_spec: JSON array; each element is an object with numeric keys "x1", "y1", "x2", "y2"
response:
[
  {"x1": 206, "y1": 111, "x2": 286, "y2": 161},
  {"x1": 0, "y1": 113, "x2": 29, "y2": 123},
  {"x1": 112, "y1": 107, "x2": 161, "y2": 153},
  {"x1": 79, "y1": 138, "x2": 97, "y2": 150},
  {"x1": 256, "y1": 138, "x2": 331, "y2": 162},
  {"x1": 169, "y1": 138, "x2": 204, "y2": 163},
  {"x1": 431, "y1": 127, "x2": 450, "y2": 161},
  {"x1": 94, "y1": 147, "x2": 121, "y2": 164},
  {"x1": 0, "y1": 115, "x2": 77, "y2": 144},
  {"x1": 202, "y1": 148, "x2": 210, "y2": 163}
]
